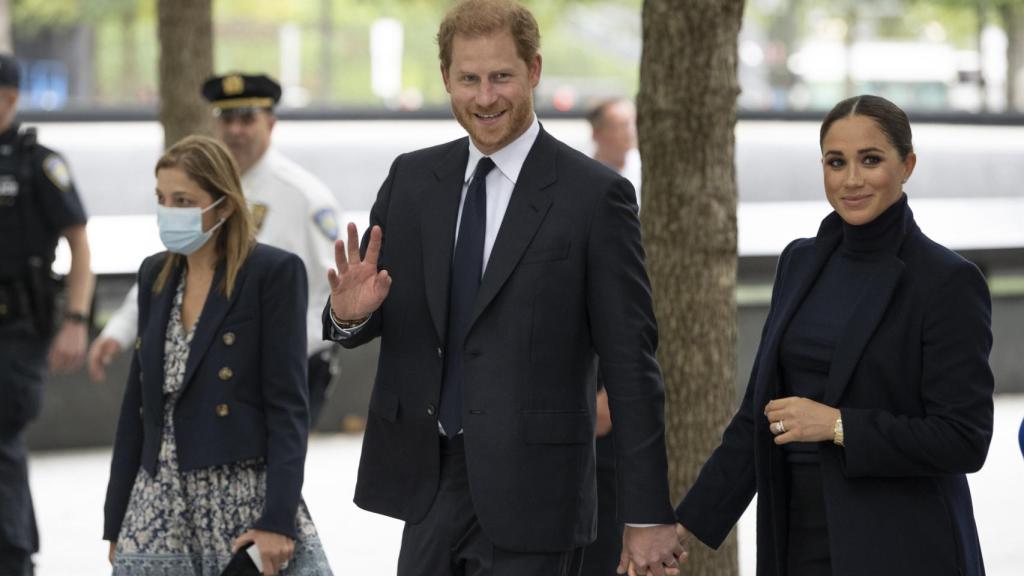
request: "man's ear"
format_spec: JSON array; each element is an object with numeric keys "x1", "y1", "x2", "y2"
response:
[{"x1": 528, "y1": 53, "x2": 542, "y2": 88}]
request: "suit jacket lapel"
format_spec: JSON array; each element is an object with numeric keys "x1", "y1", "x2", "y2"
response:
[
  {"x1": 182, "y1": 262, "x2": 241, "y2": 389},
  {"x1": 421, "y1": 140, "x2": 470, "y2": 343},
  {"x1": 822, "y1": 256, "x2": 904, "y2": 405},
  {"x1": 468, "y1": 129, "x2": 556, "y2": 330},
  {"x1": 141, "y1": 262, "x2": 181, "y2": 400}
]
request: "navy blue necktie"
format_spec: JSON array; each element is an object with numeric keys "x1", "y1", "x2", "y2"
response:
[{"x1": 439, "y1": 157, "x2": 495, "y2": 437}]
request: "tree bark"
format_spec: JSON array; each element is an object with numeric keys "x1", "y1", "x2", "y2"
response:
[
  {"x1": 157, "y1": 0, "x2": 213, "y2": 149},
  {"x1": 0, "y1": 0, "x2": 11, "y2": 52},
  {"x1": 977, "y1": 0, "x2": 989, "y2": 112},
  {"x1": 319, "y1": 0, "x2": 334, "y2": 103},
  {"x1": 638, "y1": 1, "x2": 744, "y2": 575},
  {"x1": 1001, "y1": 3, "x2": 1024, "y2": 111},
  {"x1": 121, "y1": 6, "x2": 139, "y2": 102}
]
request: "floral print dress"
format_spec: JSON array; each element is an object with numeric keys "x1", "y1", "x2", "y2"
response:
[{"x1": 113, "y1": 274, "x2": 332, "y2": 575}]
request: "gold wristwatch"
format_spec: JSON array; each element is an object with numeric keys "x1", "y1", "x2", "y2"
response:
[{"x1": 833, "y1": 416, "x2": 844, "y2": 447}]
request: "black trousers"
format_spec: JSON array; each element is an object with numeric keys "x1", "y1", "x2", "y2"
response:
[
  {"x1": 307, "y1": 350, "x2": 334, "y2": 427},
  {"x1": 786, "y1": 462, "x2": 832, "y2": 576},
  {"x1": 397, "y1": 435, "x2": 586, "y2": 576},
  {"x1": 0, "y1": 429, "x2": 36, "y2": 576},
  {"x1": 0, "y1": 326, "x2": 45, "y2": 576},
  {"x1": 581, "y1": 435, "x2": 621, "y2": 576}
]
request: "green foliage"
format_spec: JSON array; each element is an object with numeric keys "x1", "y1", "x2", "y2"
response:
[{"x1": 28, "y1": 0, "x2": 641, "y2": 107}]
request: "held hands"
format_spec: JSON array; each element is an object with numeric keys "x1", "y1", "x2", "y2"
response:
[
  {"x1": 232, "y1": 529, "x2": 295, "y2": 576},
  {"x1": 617, "y1": 524, "x2": 688, "y2": 576},
  {"x1": 327, "y1": 223, "x2": 392, "y2": 322},
  {"x1": 764, "y1": 397, "x2": 840, "y2": 444},
  {"x1": 49, "y1": 320, "x2": 87, "y2": 373}
]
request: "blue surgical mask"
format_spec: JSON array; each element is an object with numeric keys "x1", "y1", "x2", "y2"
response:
[{"x1": 157, "y1": 196, "x2": 227, "y2": 255}]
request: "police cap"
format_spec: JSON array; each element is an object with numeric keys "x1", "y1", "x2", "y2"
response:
[
  {"x1": 0, "y1": 53, "x2": 20, "y2": 89},
  {"x1": 201, "y1": 73, "x2": 281, "y2": 112}
]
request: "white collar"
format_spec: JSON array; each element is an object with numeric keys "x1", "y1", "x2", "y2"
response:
[{"x1": 464, "y1": 116, "x2": 540, "y2": 184}]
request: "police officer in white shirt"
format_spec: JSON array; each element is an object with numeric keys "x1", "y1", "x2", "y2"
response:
[{"x1": 88, "y1": 73, "x2": 342, "y2": 424}]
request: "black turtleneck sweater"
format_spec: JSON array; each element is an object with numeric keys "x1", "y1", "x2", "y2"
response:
[{"x1": 779, "y1": 195, "x2": 907, "y2": 463}]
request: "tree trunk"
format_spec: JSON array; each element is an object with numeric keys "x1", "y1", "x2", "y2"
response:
[
  {"x1": 0, "y1": 0, "x2": 12, "y2": 52},
  {"x1": 844, "y1": 2, "x2": 858, "y2": 98},
  {"x1": 157, "y1": 0, "x2": 213, "y2": 149},
  {"x1": 1001, "y1": 3, "x2": 1024, "y2": 111},
  {"x1": 319, "y1": 0, "x2": 334, "y2": 103},
  {"x1": 977, "y1": 0, "x2": 989, "y2": 112},
  {"x1": 638, "y1": 1, "x2": 744, "y2": 576},
  {"x1": 121, "y1": 6, "x2": 139, "y2": 102}
]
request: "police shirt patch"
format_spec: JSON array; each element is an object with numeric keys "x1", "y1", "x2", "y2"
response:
[
  {"x1": 43, "y1": 154, "x2": 72, "y2": 192},
  {"x1": 313, "y1": 208, "x2": 339, "y2": 241}
]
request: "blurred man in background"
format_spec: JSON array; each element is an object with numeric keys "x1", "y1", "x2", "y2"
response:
[
  {"x1": 588, "y1": 98, "x2": 641, "y2": 206},
  {"x1": 88, "y1": 73, "x2": 342, "y2": 426},
  {"x1": 0, "y1": 52, "x2": 94, "y2": 576}
]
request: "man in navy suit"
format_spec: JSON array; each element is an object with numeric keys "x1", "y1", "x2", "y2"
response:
[{"x1": 323, "y1": 1, "x2": 683, "y2": 574}]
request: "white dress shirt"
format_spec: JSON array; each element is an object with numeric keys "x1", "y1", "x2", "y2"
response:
[{"x1": 457, "y1": 116, "x2": 540, "y2": 272}]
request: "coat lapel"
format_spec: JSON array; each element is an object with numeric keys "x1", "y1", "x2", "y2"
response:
[
  {"x1": 822, "y1": 208, "x2": 915, "y2": 404},
  {"x1": 754, "y1": 222, "x2": 841, "y2": 404},
  {"x1": 182, "y1": 261, "x2": 243, "y2": 389},
  {"x1": 468, "y1": 130, "x2": 556, "y2": 331},
  {"x1": 421, "y1": 139, "x2": 470, "y2": 343},
  {"x1": 822, "y1": 256, "x2": 904, "y2": 405}
]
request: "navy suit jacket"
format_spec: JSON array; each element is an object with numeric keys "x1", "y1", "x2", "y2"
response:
[
  {"x1": 676, "y1": 203, "x2": 994, "y2": 576},
  {"x1": 323, "y1": 127, "x2": 675, "y2": 552},
  {"x1": 104, "y1": 243, "x2": 309, "y2": 540}
]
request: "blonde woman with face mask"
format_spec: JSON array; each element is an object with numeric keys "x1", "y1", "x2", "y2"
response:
[{"x1": 103, "y1": 135, "x2": 333, "y2": 576}]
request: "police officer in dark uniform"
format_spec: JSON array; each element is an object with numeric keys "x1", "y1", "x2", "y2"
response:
[{"x1": 0, "y1": 53, "x2": 94, "y2": 576}]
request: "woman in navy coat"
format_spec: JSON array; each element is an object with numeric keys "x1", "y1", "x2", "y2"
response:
[
  {"x1": 103, "y1": 135, "x2": 332, "y2": 575},
  {"x1": 674, "y1": 96, "x2": 994, "y2": 576}
]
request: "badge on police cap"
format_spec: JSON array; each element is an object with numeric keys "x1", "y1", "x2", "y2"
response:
[
  {"x1": 43, "y1": 154, "x2": 72, "y2": 192},
  {"x1": 313, "y1": 208, "x2": 339, "y2": 241},
  {"x1": 223, "y1": 74, "x2": 245, "y2": 96}
]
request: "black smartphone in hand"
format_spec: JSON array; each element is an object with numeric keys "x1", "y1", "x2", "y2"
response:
[{"x1": 221, "y1": 542, "x2": 263, "y2": 576}]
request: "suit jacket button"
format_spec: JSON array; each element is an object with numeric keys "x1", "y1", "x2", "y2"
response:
[
  {"x1": 138, "y1": 407, "x2": 143, "y2": 418},
  {"x1": 216, "y1": 404, "x2": 230, "y2": 417},
  {"x1": 135, "y1": 337, "x2": 141, "y2": 350},
  {"x1": 426, "y1": 404, "x2": 435, "y2": 416},
  {"x1": 437, "y1": 347, "x2": 443, "y2": 359},
  {"x1": 139, "y1": 372, "x2": 143, "y2": 383},
  {"x1": 218, "y1": 367, "x2": 233, "y2": 381},
  {"x1": 222, "y1": 332, "x2": 236, "y2": 346}
]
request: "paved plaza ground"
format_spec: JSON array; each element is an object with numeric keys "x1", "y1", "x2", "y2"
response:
[{"x1": 26, "y1": 395, "x2": 1024, "y2": 575}]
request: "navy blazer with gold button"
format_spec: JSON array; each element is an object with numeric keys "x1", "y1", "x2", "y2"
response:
[{"x1": 104, "y1": 243, "x2": 309, "y2": 541}]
